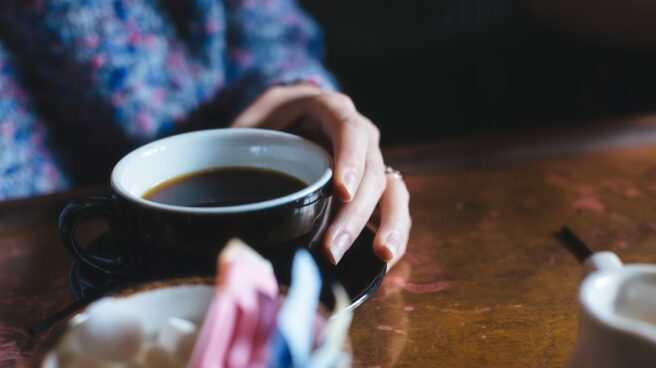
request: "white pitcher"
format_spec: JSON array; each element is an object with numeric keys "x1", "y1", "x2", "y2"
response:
[{"x1": 569, "y1": 252, "x2": 656, "y2": 367}]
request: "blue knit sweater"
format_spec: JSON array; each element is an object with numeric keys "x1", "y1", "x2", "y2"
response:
[{"x1": 0, "y1": 0, "x2": 336, "y2": 200}]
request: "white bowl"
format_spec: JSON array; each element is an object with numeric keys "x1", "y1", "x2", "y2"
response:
[{"x1": 41, "y1": 284, "x2": 214, "y2": 368}]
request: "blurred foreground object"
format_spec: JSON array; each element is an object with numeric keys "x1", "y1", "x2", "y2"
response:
[{"x1": 42, "y1": 238, "x2": 353, "y2": 368}]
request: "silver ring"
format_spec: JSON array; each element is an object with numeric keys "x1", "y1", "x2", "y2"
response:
[{"x1": 384, "y1": 165, "x2": 403, "y2": 180}]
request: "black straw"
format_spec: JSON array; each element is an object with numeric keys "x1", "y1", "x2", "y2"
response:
[{"x1": 554, "y1": 226, "x2": 593, "y2": 264}]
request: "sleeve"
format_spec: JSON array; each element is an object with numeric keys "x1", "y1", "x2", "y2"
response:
[
  {"x1": 222, "y1": 0, "x2": 339, "y2": 113},
  {"x1": 0, "y1": 45, "x2": 70, "y2": 200}
]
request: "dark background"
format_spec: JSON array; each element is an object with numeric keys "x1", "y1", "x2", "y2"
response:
[{"x1": 300, "y1": 0, "x2": 656, "y2": 146}]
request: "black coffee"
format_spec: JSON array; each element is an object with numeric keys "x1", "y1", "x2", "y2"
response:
[{"x1": 143, "y1": 167, "x2": 307, "y2": 207}]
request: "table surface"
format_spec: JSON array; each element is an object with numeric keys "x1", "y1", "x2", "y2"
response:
[{"x1": 5, "y1": 116, "x2": 656, "y2": 367}]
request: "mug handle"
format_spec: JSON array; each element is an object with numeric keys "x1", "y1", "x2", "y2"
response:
[{"x1": 59, "y1": 196, "x2": 126, "y2": 275}]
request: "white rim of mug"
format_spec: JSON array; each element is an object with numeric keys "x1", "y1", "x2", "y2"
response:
[
  {"x1": 111, "y1": 128, "x2": 333, "y2": 214},
  {"x1": 580, "y1": 265, "x2": 656, "y2": 342}
]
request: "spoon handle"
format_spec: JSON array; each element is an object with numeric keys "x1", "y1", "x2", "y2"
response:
[{"x1": 29, "y1": 279, "x2": 125, "y2": 335}]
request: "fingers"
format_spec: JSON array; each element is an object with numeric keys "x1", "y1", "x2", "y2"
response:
[
  {"x1": 230, "y1": 85, "x2": 410, "y2": 266},
  {"x1": 234, "y1": 88, "x2": 377, "y2": 204},
  {"x1": 304, "y1": 94, "x2": 379, "y2": 202},
  {"x1": 230, "y1": 84, "x2": 321, "y2": 129},
  {"x1": 331, "y1": 116, "x2": 371, "y2": 202},
  {"x1": 323, "y1": 147, "x2": 386, "y2": 265},
  {"x1": 373, "y1": 173, "x2": 411, "y2": 266}
]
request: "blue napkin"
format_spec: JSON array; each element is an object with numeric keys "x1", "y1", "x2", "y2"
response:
[{"x1": 269, "y1": 249, "x2": 322, "y2": 367}]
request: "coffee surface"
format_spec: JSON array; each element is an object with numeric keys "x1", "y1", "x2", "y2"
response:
[{"x1": 143, "y1": 167, "x2": 307, "y2": 207}]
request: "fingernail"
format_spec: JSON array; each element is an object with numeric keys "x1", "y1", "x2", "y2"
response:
[
  {"x1": 342, "y1": 170, "x2": 357, "y2": 200},
  {"x1": 329, "y1": 233, "x2": 350, "y2": 265},
  {"x1": 384, "y1": 232, "x2": 401, "y2": 261}
]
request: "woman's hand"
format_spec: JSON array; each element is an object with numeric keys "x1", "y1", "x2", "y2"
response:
[{"x1": 231, "y1": 84, "x2": 411, "y2": 266}]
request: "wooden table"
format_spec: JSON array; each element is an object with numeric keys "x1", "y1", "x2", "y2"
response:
[{"x1": 4, "y1": 116, "x2": 656, "y2": 367}]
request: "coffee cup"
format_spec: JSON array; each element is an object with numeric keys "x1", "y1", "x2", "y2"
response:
[{"x1": 59, "y1": 128, "x2": 333, "y2": 278}]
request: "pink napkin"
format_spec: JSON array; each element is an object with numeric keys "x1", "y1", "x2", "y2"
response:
[{"x1": 187, "y1": 239, "x2": 278, "y2": 368}]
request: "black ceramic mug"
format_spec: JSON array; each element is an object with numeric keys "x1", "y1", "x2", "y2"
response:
[{"x1": 59, "y1": 129, "x2": 333, "y2": 278}]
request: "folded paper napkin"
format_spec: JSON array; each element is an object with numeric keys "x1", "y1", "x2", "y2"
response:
[
  {"x1": 188, "y1": 239, "x2": 281, "y2": 368},
  {"x1": 191, "y1": 239, "x2": 353, "y2": 368}
]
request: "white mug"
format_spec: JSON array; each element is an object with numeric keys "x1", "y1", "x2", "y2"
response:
[{"x1": 569, "y1": 252, "x2": 656, "y2": 367}]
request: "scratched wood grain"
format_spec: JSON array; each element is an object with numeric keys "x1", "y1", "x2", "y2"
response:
[{"x1": 350, "y1": 144, "x2": 656, "y2": 367}]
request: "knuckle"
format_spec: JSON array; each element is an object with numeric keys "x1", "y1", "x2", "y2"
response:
[
  {"x1": 267, "y1": 85, "x2": 286, "y2": 97},
  {"x1": 359, "y1": 115, "x2": 380, "y2": 144},
  {"x1": 399, "y1": 184, "x2": 411, "y2": 203},
  {"x1": 337, "y1": 113, "x2": 361, "y2": 130},
  {"x1": 388, "y1": 211, "x2": 411, "y2": 233},
  {"x1": 312, "y1": 94, "x2": 361, "y2": 126},
  {"x1": 370, "y1": 167, "x2": 387, "y2": 193},
  {"x1": 315, "y1": 92, "x2": 355, "y2": 111},
  {"x1": 309, "y1": 93, "x2": 329, "y2": 108},
  {"x1": 349, "y1": 207, "x2": 371, "y2": 226},
  {"x1": 369, "y1": 123, "x2": 381, "y2": 143},
  {"x1": 367, "y1": 162, "x2": 383, "y2": 178},
  {"x1": 331, "y1": 92, "x2": 355, "y2": 109},
  {"x1": 341, "y1": 160, "x2": 362, "y2": 177}
]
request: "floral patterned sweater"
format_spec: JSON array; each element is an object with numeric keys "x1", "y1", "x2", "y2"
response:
[{"x1": 0, "y1": 0, "x2": 336, "y2": 200}]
